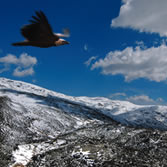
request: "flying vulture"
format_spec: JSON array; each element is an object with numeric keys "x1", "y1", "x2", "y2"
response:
[{"x1": 12, "y1": 11, "x2": 70, "y2": 48}]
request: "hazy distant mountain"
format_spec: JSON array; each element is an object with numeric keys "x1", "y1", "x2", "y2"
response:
[{"x1": 0, "y1": 78, "x2": 167, "y2": 167}]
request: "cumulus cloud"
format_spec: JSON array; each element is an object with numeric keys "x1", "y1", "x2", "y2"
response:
[
  {"x1": 91, "y1": 44, "x2": 167, "y2": 82},
  {"x1": 126, "y1": 95, "x2": 164, "y2": 105},
  {"x1": 0, "y1": 54, "x2": 18, "y2": 64},
  {"x1": 111, "y1": 0, "x2": 167, "y2": 37},
  {"x1": 13, "y1": 67, "x2": 34, "y2": 77},
  {"x1": 0, "y1": 53, "x2": 37, "y2": 77},
  {"x1": 18, "y1": 53, "x2": 37, "y2": 68}
]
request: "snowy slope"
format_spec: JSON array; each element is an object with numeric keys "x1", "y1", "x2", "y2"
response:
[
  {"x1": 0, "y1": 78, "x2": 110, "y2": 141},
  {"x1": 0, "y1": 77, "x2": 167, "y2": 131}
]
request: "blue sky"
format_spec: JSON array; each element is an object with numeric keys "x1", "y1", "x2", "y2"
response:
[{"x1": 1, "y1": 0, "x2": 167, "y2": 105}]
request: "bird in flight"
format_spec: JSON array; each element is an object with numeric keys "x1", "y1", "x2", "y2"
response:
[{"x1": 12, "y1": 11, "x2": 70, "y2": 48}]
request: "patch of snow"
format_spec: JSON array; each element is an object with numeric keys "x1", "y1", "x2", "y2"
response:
[
  {"x1": 10, "y1": 144, "x2": 35, "y2": 166},
  {"x1": 11, "y1": 139, "x2": 67, "y2": 167}
]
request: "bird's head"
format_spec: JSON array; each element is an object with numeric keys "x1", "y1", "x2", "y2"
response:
[
  {"x1": 55, "y1": 39, "x2": 70, "y2": 46},
  {"x1": 62, "y1": 40, "x2": 70, "y2": 45}
]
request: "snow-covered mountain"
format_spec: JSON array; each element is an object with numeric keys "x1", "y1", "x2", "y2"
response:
[
  {"x1": 1, "y1": 78, "x2": 167, "y2": 167},
  {"x1": 1, "y1": 77, "x2": 167, "y2": 132}
]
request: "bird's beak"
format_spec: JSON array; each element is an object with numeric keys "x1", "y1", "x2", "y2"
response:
[{"x1": 64, "y1": 41, "x2": 70, "y2": 45}]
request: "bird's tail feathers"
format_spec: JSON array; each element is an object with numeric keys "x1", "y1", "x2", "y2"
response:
[
  {"x1": 12, "y1": 41, "x2": 29, "y2": 46},
  {"x1": 63, "y1": 28, "x2": 70, "y2": 37}
]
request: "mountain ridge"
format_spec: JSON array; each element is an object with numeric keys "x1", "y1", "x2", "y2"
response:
[
  {"x1": 0, "y1": 78, "x2": 167, "y2": 166},
  {"x1": 1, "y1": 77, "x2": 167, "y2": 131}
]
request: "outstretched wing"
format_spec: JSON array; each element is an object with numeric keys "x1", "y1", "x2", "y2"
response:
[{"x1": 21, "y1": 11, "x2": 59, "y2": 41}]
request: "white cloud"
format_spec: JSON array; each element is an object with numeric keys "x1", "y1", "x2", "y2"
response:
[
  {"x1": 109, "y1": 92, "x2": 126, "y2": 99},
  {"x1": 13, "y1": 67, "x2": 34, "y2": 77},
  {"x1": 109, "y1": 92, "x2": 165, "y2": 105},
  {"x1": 85, "y1": 56, "x2": 97, "y2": 66},
  {"x1": 91, "y1": 44, "x2": 167, "y2": 82},
  {"x1": 126, "y1": 95, "x2": 164, "y2": 105},
  {"x1": 111, "y1": 0, "x2": 167, "y2": 37},
  {"x1": 18, "y1": 53, "x2": 37, "y2": 68},
  {"x1": 0, "y1": 53, "x2": 37, "y2": 67},
  {"x1": 0, "y1": 53, "x2": 37, "y2": 77},
  {"x1": 0, "y1": 54, "x2": 18, "y2": 64}
]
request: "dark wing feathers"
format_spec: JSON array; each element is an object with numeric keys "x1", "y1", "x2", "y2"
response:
[
  {"x1": 32, "y1": 15, "x2": 40, "y2": 22},
  {"x1": 21, "y1": 11, "x2": 57, "y2": 41}
]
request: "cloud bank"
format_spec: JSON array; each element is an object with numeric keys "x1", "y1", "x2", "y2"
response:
[
  {"x1": 111, "y1": 0, "x2": 167, "y2": 37},
  {"x1": 126, "y1": 95, "x2": 164, "y2": 105},
  {"x1": 0, "y1": 53, "x2": 37, "y2": 77},
  {"x1": 109, "y1": 92, "x2": 165, "y2": 105},
  {"x1": 92, "y1": 44, "x2": 167, "y2": 82}
]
